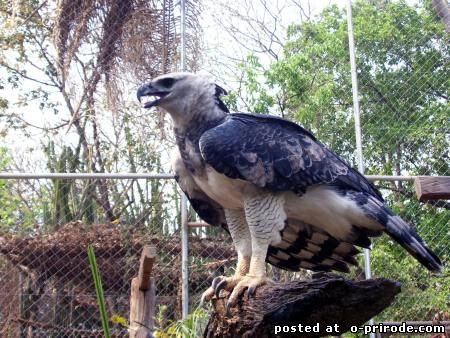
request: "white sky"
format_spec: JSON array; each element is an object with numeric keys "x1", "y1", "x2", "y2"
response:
[
  {"x1": 201, "y1": 0, "x2": 347, "y2": 79},
  {"x1": 0, "y1": 0, "x2": 348, "y2": 171}
]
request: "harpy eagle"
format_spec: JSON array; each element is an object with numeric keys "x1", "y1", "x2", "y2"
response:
[{"x1": 137, "y1": 72, "x2": 442, "y2": 309}]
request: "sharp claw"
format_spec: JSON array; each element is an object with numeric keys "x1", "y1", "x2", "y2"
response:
[
  {"x1": 247, "y1": 286, "x2": 256, "y2": 298},
  {"x1": 215, "y1": 279, "x2": 228, "y2": 298},
  {"x1": 226, "y1": 301, "x2": 232, "y2": 318},
  {"x1": 200, "y1": 287, "x2": 214, "y2": 306},
  {"x1": 199, "y1": 294, "x2": 207, "y2": 307},
  {"x1": 211, "y1": 276, "x2": 222, "y2": 290}
]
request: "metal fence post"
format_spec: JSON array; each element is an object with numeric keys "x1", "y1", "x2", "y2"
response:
[
  {"x1": 346, "y1": 0, "x2": 373, "y2": 280},
  {"x1": 180, "y1": 193, "x2": 189, "y2": 319},
  {"x1": 180, "y1": 0, "x2": 186, "y2": 72},
  {"x1": 179, "y1": 0, "x2": 189, "y2": 320},
  {"x1": 347, "y1": 0, "x2": 375, "y2": 335}
]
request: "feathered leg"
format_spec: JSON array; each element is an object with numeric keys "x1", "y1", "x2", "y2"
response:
[
  {"x1": 226, "y1": 193, "x2": 286, "y2": 309},
  {"x1": 201, "y1": 209, "x2": 251, "y2": 304}
]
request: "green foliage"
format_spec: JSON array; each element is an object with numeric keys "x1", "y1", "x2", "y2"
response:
[
  {"x1": 221, "y1": 91, "x2": 239, "y2": 112},
  {"x1": 111, "y1": 314, "x2": 129, "y2": 328},
  {"x1": 236, "y1": 54, "x2": 276, "y2": 114},
  {"x1": 155, "y1": 306, "x2": 208, "y2": 338},
  {"x1": 238, "y1": 0, "x2": 449, "y2": 322},
  {"x1": 351, "y1": 1, "x2": 449, "y2": 176},
  {"x1": 371, "y1": 238, "x2": 449, "y2": 321},
  {"x1": 53, "y1": 146, "x2": 75, "y2": 227},
  {"x1": 241, "y1": 1, "x2": 449, "y2": 171},
  {"x1": 0, "y1": 148, "x2": 18, "y2": 230},
  {"x1": 0, "y1": 147, "x2": 36, "y2": 233}
]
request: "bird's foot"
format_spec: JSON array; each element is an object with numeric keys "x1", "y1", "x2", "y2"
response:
[
  {"x1": 226, "y1": 274, "x2": 274, "y2": 315},
  {"x1": 200, "y1": 275, "x2": 245, "y2": 306}
]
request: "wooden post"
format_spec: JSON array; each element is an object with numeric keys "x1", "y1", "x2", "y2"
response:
[
  {"x1": 414, "y1": 176, "x2": 450, "y2": 201},
  {"x1": 129, "y1": 246, "x2": 156, "y2": 338}
]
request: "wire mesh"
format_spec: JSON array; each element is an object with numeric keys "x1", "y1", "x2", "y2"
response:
[
  {"x1": 352, "y1": 0, "x2": 449, "y2": 325},
  {"x1": 0, "y1": 177, "x2": 183, "y2": 336},
  {"x1": 198, "y1": 0, "x2": 449, "y2": 328},
  {"x1": 0, "y1": 0, "x2": 448, "y2": 337}
]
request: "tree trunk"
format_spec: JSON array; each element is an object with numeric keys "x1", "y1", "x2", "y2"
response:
[
  {"x1": 432, "y1": 0, "x2": 450, "y2": 33},
  {"x1": 204, "y1": 273, "x2": 401, "y2": 338}
]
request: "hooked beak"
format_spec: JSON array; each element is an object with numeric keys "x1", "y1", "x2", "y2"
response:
[{"x1": 137, "y1": 83, "x2": 169, "y2": 109}]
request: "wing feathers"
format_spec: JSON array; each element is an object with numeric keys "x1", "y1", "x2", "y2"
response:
[
  {"x1": 340, "y1": 189, "x2": 442, "y2": 272},
  {"x1": 172, "y1": 149, "x2": 228, "y2": 229},
  {"x1": 200, "y1": 113, "x2": 383, "y2": 200},
  {"x1": 385, "y1": 216, "x2": 442, "y2": 272},
  {"x1": 180, "y1": 112, "x2": 441, "y2": 274}
]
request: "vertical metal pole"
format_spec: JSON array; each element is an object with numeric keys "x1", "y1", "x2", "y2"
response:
[
  {"x1": 347, "y1": 0, "x2": 371, "y2": 279},
  {"x1": 180, "y1": 0, "x2": 189, "y2": 320},
  {"x1": 181, "y1": 193, "x2": 189, "y2": 319},
  {"x1": 347, "y1": 1, "x2": 375, "y2": 335},
  {"x1": 347, "y1": 0, "x2": 363, "y2": 174},
  {"x1": 180, "y1": 0, "x2": 186, "y2": 71}
]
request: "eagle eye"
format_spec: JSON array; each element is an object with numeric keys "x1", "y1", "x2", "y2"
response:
[{"x1": 158, "y1": 77, "x2": 176, "y2": 88}]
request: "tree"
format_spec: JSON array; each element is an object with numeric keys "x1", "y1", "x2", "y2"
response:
[
  {"x1": 237, "y1": 0, "x2": 449, "y2": 321},
  {"x1": 0, "y1": 147, "x2": 37, "y2": 233},
  {"x1": 0, "y1": 0, "x2": 202, "y2": 231}
]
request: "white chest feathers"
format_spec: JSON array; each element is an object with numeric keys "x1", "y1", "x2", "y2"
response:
[
  {"x1": 193, "y1": 166, "x2": 249, "y2": 209},
  {"x1": 171, "y1": 147, "x2": 249, "y2": 209}
]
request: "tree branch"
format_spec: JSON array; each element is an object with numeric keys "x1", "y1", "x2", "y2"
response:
[
  {"x1": 204, "y1": 273, "x2": 401, "y2": 337},
  {"x1": 0, "y1": 62, "x2": 58, "y2": 87}
]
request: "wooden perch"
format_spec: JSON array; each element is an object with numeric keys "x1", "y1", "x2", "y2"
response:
[
  {"x1": 138, "y1": 246, "x2": 156, "y2": 291},
  {"x1": 204, "y1": 273, "x2": 401, "y2": 338},
  {"x1": 415, "y1": 176, "x2": 450, "y2": 201},
  {"x1": 130, "y1": 245, "x2": 156, "y2": 338}
]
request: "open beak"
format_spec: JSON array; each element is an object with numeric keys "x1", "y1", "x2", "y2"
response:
[{"x1": 137, "y1": 83, "x2": 169, "y2": 109}]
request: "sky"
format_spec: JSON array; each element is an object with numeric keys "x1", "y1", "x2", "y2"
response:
[
  {"x1": 0, "y1": 0, "x2": 349, "y2": 172},
  {"x1": 201, "y1": 0, "x2": 347, "y2": 79}
]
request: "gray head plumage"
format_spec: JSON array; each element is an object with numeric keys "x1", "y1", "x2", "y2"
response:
[{"x1": 137, "y1": 72, "x2": 228, "y2": 128}]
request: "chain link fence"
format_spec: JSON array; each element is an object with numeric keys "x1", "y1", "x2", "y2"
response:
[
  {"x1": 0, "y1": 177, "x2": 180, "y2": 336},
  {"x1": 0, "y1": 0, "x2": 448, "y2": 337},
  {"x1": 0, "y1": 178, "x2": 447, "y2": 337},
  {"x1": 352, "y1": 0, "x2": 449, "y2": 325},
  {"x1": 0, "y1": 175, "x2": 237, "y2": 336}
]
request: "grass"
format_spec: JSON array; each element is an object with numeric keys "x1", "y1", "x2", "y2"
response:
[{"x1": 87, "y1": 245, "x2": 111, "y2": 338}]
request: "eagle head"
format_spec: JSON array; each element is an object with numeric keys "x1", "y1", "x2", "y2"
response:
[{"x1": 137, "y1": 72, "x2": 228, "y2": 126}]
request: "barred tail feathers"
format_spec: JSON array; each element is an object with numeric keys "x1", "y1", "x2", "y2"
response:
[{"x1": 385, "y1": 215, "x2": 442, "y2": 272}]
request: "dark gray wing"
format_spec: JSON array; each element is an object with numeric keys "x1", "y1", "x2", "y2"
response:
[
  {"x1": 177, "y1": 177, "x2": 228, "y2": 230},
  {"x1": 172, "y1": 154, "x2": 228, "y2": 230},
  {"x1": 199, "y1": 113, "x2": 383, "y2": 201}
]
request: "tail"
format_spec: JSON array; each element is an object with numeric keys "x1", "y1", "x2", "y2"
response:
[{"x1": 385, "y1": 214, "x2": 442, "y2": 272}]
